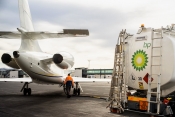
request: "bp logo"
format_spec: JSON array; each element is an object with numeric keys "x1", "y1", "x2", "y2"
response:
[{"x1": 131, "y1": 50, "x2": 148, "y2": 71}]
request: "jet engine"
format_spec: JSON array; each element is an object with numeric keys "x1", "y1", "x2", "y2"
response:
[
  {"x1": 1, "y1": 53, "x2": 20, "y2": 69},
  {"x1": 53, "y1": 52, "x2": 74, "y2": 69}
]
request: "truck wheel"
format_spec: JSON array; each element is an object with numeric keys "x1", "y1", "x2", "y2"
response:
[{"x1": 116, "y1": 109, "x2": 120, "y2": 114}]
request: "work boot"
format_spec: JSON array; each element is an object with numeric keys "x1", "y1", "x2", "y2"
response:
[{"x1": 67, "y1": 95, "x2": 71, "y2": 98}]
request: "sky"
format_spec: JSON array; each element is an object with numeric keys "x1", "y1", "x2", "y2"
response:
[{"x1": 0, "y1": 0, "x2": 175, "y2": 69}]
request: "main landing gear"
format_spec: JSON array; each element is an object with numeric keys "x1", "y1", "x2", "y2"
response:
[
  {"x1": 21, "y1": 82, "x2": 32, "y2": 96},
  {"x1": 73, "y1": 82, "x2": 81, "y2": 96}
]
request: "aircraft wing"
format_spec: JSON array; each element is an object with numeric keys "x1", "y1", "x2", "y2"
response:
[
  {"x1": 0, "y1": 31, "x2": 21, "y2": 39},
  {"x1": 26, "y1": 29, "x2": 89, "y2": 39},
  {"x1": 73, "y1": 77, "x2": 111, "y2": 83},
  {"x1": 0, "y1": 78, "x2": 32, "y2": 82},
  {"x1": 0, "y1": 29, "x2": 89, "y2": 39}
]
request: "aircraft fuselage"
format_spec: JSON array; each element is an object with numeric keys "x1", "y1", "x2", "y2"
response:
[{"x1": 14, "y1": 51, "x2": 65, "y2": 84}]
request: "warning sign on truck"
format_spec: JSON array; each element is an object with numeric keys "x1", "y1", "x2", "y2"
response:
[
  {"x1": 143, "y1": 73, "x2": 153, "y2": 84},
  {"x1": 138, "y1": 82, "x2": 144, "y2": 89}
]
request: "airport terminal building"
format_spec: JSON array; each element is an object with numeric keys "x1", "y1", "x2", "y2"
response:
[
  {"x1": 0, "y1": 68, "x2": 28, "y2": 78},
  {"x1": 73, "y1": 68, "x2": 112, "y2": 78},
  {"x1": 0, "y1": 67, "x2": 112, "y2": 79}
]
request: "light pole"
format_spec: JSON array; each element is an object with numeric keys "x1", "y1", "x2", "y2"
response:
[{"x1": 88, "y1": 60, "x2": 91, "y2": 69}]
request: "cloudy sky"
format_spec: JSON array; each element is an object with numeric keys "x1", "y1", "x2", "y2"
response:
[{"x1": 0, "y1": 0, "x2": 175, "y2": 69}]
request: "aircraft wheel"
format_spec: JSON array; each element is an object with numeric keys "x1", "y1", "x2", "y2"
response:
[
  {"x1": 23, "y1": 88, "x2": 27, "y2": 96},
  {"x1": 73, "y1": 88, "x2": 77, "y2": 95},
  {"x1": 77, "y1": 88, "x2": 80, "y2": 96},
  {"x1": 28, "y1": 88, "x2": 32, "y2": 96}
]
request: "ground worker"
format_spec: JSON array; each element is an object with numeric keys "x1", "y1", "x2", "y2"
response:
[{"x1": 64, "y1": 73, "x2": 74, "y2": 98}]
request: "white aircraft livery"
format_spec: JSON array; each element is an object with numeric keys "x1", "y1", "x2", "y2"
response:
[{"x1": 0, "y1": 0, "x2": 110, "y2": 96}]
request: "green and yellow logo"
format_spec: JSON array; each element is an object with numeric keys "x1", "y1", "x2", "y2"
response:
[{"x1": 131, "y1": 50, "x2": 148, "y2": 71}]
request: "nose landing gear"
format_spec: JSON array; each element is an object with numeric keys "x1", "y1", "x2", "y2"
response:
[
  {"x1": 73, "y1": 82, "x2": 82, "y2": 96},
  {"x1": 21, "y1": 82, "x2": 32, "y2": 96},
  {"x1": 73, "y1": 88, "x2": 80, "y2": 96}
]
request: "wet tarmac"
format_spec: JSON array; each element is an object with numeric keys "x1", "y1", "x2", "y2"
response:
[{"x1": 0, "y1": 82, "x2": 150, "y2": 117}]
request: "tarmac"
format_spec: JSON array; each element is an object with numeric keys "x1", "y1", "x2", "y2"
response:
[{"x1": 0, "y1": 81, "x2": 150, "y2": 117}]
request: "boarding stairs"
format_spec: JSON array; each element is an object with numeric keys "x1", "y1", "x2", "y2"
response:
[
  {"x1": 5, "y1": 71, "x2": 10, "y2": 78},
  {"x1": 147, "y1": 27, "x2": 163, "y2": 114},
  {"x1": 107, "y1": 29, "x2": 127, "y2": 113}
]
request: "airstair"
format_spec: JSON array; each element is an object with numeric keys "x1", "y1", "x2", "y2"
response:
[
  {"x1": 107, "y1": 29, "x2": 127, "y2": 113},
  {"x1": 147, "y1": 28, "x2": 163, "y2": 114},
  {"x1": 5, "y1": 71, "x2": 10, "y2": 78}
]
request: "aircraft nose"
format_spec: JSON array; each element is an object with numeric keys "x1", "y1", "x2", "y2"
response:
[{"x1": 13, "y1": 51, "x2": 20, "y2": 58}]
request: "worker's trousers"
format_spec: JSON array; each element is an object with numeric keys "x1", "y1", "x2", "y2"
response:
[{"x1": 66, "y1": 85, "x2": 71, "y2": 97}]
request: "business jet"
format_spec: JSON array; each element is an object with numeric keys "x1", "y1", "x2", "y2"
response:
[{"x1": 0, "y1": 0, "x2": 110, "y2": 96}]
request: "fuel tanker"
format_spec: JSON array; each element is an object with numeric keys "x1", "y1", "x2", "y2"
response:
[
  {"x1": 108, "y1": 24, "x2": 175, "y2": 117},
  {"x1": 125, "y1": 24, "x2": 175, "y2": 97}
]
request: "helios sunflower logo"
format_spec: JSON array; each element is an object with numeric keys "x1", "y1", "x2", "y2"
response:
[{"x1": 131, "y1": 50, "x2": 148, "y2": 71}]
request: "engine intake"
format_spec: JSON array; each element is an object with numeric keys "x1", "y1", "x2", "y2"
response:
[
  {"x1": 53, "y1": 54, "x2": 63, "y2": 64},
  {"x1": 1, "y1": 53, "x2": 20, "y2": 69},
  {"x1": 1, "y1": 53, "x2": 11, "y2": 64},
  {"x1": 53, "y1": 52, "x2": 74, "y2": 69},
  {"x1": 13, "y1": 51, "x2": 20, "y2": 58}
]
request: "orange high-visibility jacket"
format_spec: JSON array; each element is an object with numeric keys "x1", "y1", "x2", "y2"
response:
[{"x1": 64, "y1": 76, "x2": 74, "y2": 86}]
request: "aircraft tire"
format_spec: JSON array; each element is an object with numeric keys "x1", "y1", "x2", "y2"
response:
[
  {"x1": 77, "y1": 88, "x2": 80, "y2": 96},
  {"x1": 28, "y1": 88, "x2": 32, "y2": 96},
  {"x1": 23, "y1": 88, "x2": 27, "y2": 96},
  {"x1": 73, "y1": 88, "x2": 77, "y2": 95}
]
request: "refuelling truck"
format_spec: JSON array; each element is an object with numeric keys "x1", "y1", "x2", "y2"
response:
[{"x1": 107, "y1": 24, "x2": 175, "y2": 117}]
